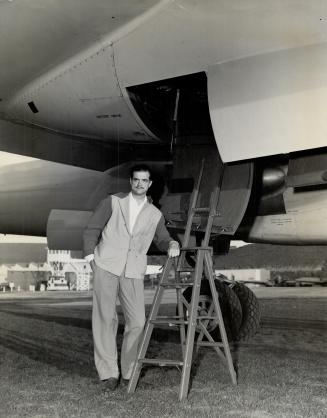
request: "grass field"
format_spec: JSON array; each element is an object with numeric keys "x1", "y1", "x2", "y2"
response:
[{"x1": 0, "y1": 291, "x2": 326, "y2": 418}]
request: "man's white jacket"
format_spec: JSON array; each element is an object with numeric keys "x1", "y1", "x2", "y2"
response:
[{"x1": 83, "y1": 193, "x2": 173, "y2": 279}]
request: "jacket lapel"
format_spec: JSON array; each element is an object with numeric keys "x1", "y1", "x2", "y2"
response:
[{"x1": 118, "y1": 194, "x2": 131, "y2": 235}]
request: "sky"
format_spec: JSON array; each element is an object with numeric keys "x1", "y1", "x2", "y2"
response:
[
  {"x1": 0, "y1": 150, "x2": 37, "y2": 167},
  {"x1": 0, "y1": 235, "x2": 47, "y2": 244}
]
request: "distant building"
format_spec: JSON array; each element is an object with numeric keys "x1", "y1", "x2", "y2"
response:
[
  {"x1": 0, "y1": 264, "x2": 9, "y2": 283},
  {"x1": 47, "y1": 249, "x2": 92, "y2": 290},
  {"x1": 215, "y1": 268, "x2": 271, "y2": 285},
  {"x1": 6, "y1": 263, "x2": 51, "y2": 291},
  {"x1": 0, "y1": 249, "x2": 92, "y2": 291}
]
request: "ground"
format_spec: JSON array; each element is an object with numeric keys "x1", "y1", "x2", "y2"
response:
[{"x1": 0, "y1": 288, "x2": 326, "y2": 418}]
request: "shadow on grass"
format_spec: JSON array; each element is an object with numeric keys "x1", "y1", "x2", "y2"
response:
[
  {"x1": 2, "y1": 309, "x2": 181, "y2": 340},
  {"x1": 0, "y1": 311, "x2": 182, "y2": 380},
  {"x1": 1, "y1": 310, "x2": 92, "y2": 328}
]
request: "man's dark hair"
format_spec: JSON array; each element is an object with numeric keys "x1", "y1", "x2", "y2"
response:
[{"x1": 129, "y1": 164, "x2": 152, "y2": 180}]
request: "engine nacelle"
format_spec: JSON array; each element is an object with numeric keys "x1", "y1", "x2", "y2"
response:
[{"x1": 47, "y1": 209, "x2": 93, "y2": 251}]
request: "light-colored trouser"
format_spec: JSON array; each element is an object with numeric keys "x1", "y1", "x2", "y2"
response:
[{"x1": 92, "y1": 263, "x2": 145, "y2": 380}]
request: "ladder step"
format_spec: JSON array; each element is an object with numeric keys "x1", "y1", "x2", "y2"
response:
[
  {"x1": 181, "y1": 246, "x2": 212, "y2": 251},
  {"x1": 197, "y1": 316, "x2": 219, "y2": 320},
  {"x1": 150, "y1": 316, "x2": 218, "y2": 324},
  {"x1": 160, "y1": 282, "x2": 193, "y2": 288},
  {"x1": 150, "y1": 319, "x2": 188, "y2": 325},
  {"x1": 192, "y1": 207, "x2": 210, "y2": 213},
  {"x1": 176, "y1": 267, "x2": 194, "y2": 272},
  {"x1": 196, "y1": 342, "x2": 225, "y2": 348},
  {"x1": 140, "y1": 359, "x2": 184, "y2": 367}
]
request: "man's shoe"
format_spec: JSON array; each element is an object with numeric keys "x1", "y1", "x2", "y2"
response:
[
  {"x1": 121, "y1": 378, "x2": 129, "y2": 387},
  {"x1": 104, "y1": 377, "x2": 119, "y2": 392}
]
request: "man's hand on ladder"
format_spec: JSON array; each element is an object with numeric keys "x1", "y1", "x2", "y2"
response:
[{"x1": 168, "y1": 241, "x2": 180, "y2": 258}]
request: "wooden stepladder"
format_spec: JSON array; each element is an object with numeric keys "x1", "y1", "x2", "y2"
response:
[{"x1": 127, "y1": 161, "x2": 237, "y2": 400}]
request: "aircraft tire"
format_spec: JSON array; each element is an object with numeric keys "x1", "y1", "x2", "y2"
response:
[
  {"x1": 231, "y1": 282, "x2": 261, "y2": 341},
  {"x1": 181, "y1": 279, "x2": 243, "y2": 341}
]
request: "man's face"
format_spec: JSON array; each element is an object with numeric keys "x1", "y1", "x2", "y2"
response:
[{"x1": 130, "y1": 170, "x2": 152, "y2": 197}]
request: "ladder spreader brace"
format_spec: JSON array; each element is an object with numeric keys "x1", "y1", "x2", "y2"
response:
[{"x1": 127, "y1": 160, "x2": 237, "y2": 400}]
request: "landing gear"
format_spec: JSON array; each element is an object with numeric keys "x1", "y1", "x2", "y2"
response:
[{"x1": 182, "y1": 278, "x2": 260, "y2": 341}]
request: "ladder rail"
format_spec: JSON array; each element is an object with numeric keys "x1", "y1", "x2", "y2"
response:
[
  {"x1": 176, "y1": 286, "x2": 186, "y2": 357},
  {"x1": 177, "y1": 159, "x2": 205, "y2": 272},
  {"x1": 127, "y1": 257, "x2": 174, "y2": 393},
  {"x1": 204, "y1": 251, "x2": 237, "y2": 384},
  {"x1": 179, "y1": 250, "x2": 205, "y2": 400},
  {"x1": 176, "y1": 158, "x2": 206, "y2": 355}
]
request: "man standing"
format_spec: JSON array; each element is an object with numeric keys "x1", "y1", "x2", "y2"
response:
[{"x1": 83, "y1": 164, "x2": 180, "y2": 391}]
